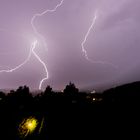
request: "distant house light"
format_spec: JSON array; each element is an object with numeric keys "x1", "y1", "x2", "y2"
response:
[{"x1": 91, "y1": 90, "x2": 96, "y2": 94}]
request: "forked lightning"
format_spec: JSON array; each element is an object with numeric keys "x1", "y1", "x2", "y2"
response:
[{"x1": 82, "y1": 11, "x2": 118, "y2": 69}]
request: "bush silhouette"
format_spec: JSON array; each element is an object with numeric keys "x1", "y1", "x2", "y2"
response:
[{"x1": 63, "y1": 82, "x2": 79, "y2": 96}]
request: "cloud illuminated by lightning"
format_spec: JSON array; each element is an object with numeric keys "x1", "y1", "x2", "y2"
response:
[
  {"x1": 0, "y1": 0, "x2": 65, "y2": 90},
  {"x1": 0, "y1": 0, "x2": 117, "y2": 90},
  {"x1": 82, "y1": 11, "x2": 118, "y2": 69},
  {"x1": 0, "y1": 43, "x2": 33, "y2": 73},
  {"x1": 0, "y1": 40, "x2": 48, "y2": 90},
  {"x1": 0, "y1": 29, "x2": 5, "y2": 32}
]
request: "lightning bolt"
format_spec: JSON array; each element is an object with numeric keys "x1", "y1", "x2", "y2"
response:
[
  {"x1": 31, "y1": 40, "x2": 48, "y2": 90},
  {"x1": 31, "y1": 0, "x2": 64, "y2": 36},
  {"x1": 0, "y1": 0, "x2": 117, "y2": 90},
  {"x1": 0, "y1": 0, "x2": 65, "y2": 90},
  {"x1": 31, "y1": 0, "x2": 64, "y2": 89},
  {"x1": 82, "y1": 11, "x2": 118, "y2": 69}
]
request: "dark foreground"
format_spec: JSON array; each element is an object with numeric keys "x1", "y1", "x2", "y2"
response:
[{"x1": 0, "y1": 82, "x2": 140, "y2": 139}]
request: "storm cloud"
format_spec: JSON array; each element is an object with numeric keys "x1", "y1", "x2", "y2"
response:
[{"x1": 0, "y1": 0, "x2": 139, "y2": 91}]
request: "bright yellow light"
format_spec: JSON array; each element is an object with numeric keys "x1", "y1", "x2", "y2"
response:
[
  {"x1": 18, "y1": 117, "x2": 38, "y2": 138},
  {"x1": 93, "y1": 98, "x2": 96, "y2": 101},
  {"x1": 26, "y1": 118, "x2": 38, "y2": 132}
]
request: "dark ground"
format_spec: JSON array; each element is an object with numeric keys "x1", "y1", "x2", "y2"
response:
[{"x1": 0, "y1": 82, "x2": 140, "y2": 139}]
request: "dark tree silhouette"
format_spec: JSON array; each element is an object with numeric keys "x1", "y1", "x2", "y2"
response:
[
  {"x1": 7, "y1": 85, "x2": 32, "y2": 109},
  {"x1": 0, "y1": 91, "x2": 5, "y2": 99},
  {"x1": 63, "y1": 82, "x2": 79, "y2": 96},
  {"x1": 44, "y1": 85, "x2": 53, "y2": 94},
  {"x1": 16, "y1": 85, "x2": 30, "y2": 96},
  {"x1": 41, "y1": 85, "x2": 54, "y2": 98}
]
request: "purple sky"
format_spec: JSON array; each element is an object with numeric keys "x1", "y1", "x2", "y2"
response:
[{"x1": 0, "y1": 0, "x2": 140, "y2": 91}]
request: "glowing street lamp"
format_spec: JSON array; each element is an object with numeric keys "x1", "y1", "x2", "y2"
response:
[
  {"x1": 26, "y1": 118, "x2": 38, "y2": 132},
  {"x1": 18, "y1": 117, "x2": 38, "y2": 138}
]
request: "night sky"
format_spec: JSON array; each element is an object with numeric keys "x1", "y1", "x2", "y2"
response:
[{"x1": 0, "y1": 0, "x2": 140, "y2": 91}]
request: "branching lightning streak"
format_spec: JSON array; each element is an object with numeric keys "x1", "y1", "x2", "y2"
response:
[
  {"x1": 31, "y1": 0, "x2": 64, "y2": 89},
  {"x1": 82, "y1": 11, "x2": 118, "y2": 69},
  {"x1": 0, "y1": 43, "x2": 33, "y2": 73},
  {"x1": 0, "y1": 0, "x2": 117, "y2": 90},
  {"x1": 0, "y1": 0, "x2": 64, "y2": 90},
  {"x1": 31, "y1": 40, "x2": 48, "y2": 90},
  {"x1": 31, "y1": 0, "x2": 64, "y2": 35}
]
